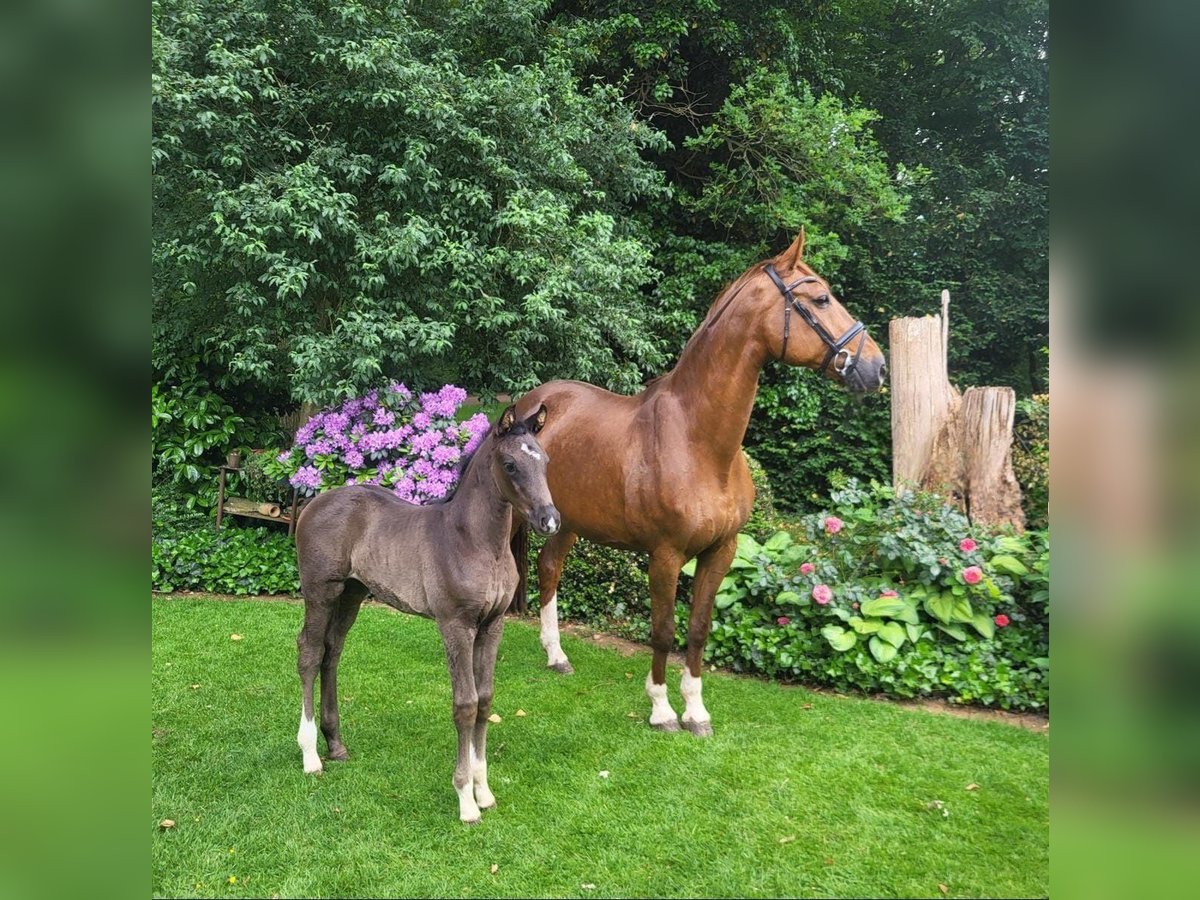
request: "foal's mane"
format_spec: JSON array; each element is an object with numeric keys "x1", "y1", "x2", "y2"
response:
[{"x1": 425, "y1": 414, "x2": 538, "y2": 505}]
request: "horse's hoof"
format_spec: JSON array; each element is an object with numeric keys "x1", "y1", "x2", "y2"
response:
[
  {"x1": 303, "y1": 763, "x2": 323, "y2": 775},
  {"x1": 682, "y1": 718, "x2": 714, "y2": 738},
  {"x1": 650, "y1": 716, "x2": 681, "y2": 733},
  {"x1": 548, "y1": 661, "x2": 575, "y2": 675},
  {"x1": 461, "y1": 816, "x2": 481, "y2": 827},
  {"x1": 327, "y1": 746, "x2": 350, "y2": 762}
]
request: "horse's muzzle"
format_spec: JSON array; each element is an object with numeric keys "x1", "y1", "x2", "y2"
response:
[
  {"x1": 844, "y1": 356, "x2": 886, "y2": 394},
  {"x1": 531, "y1": 505, "x2": 561, "y2": 535}
]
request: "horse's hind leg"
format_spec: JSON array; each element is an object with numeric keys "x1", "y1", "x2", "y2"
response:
[
  {"x1": 470, "y1": 615, "x2": 505, "y2": 811},
  {"x1": 319, "y1": 582, "x2": 366, "y2": 762},
  {"x1": 536, "y1": 529, "x2": 578, "y2": 673},
  {"x1": 296, "y1": 581, "x2": 338, "y2": 774}
]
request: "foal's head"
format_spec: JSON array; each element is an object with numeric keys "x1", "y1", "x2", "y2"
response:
[
  {"x1": 491, "y1": 404, "x2": 559, "y2": 535},
  {"x1": 745, "y1": 229, "x2": 887, "y2": 393}
]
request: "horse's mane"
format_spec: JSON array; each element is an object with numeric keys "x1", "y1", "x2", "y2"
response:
[{"x1": 426, "y1": 435, "x2": 487, "y2": 506}]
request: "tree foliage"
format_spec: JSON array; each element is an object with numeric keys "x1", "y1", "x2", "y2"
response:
[{"x1": 154, "y1": 0, "x2": 671, "y2": 405}]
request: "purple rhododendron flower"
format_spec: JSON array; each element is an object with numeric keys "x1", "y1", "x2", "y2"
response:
[
  {"x1": 373, "y1": 408, "x2": 395, "y2": 427},
  {"x1": 344, "y1": 449, "x2": 365, "y2": 469}
]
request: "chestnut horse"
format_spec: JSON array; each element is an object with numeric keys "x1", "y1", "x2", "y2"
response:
[
  {"x1": 294, "y1": 405, "x2": 559, "y2": 824},
  {"x1": 514, "y1": 230, "x2": 886, "y2": 735}
]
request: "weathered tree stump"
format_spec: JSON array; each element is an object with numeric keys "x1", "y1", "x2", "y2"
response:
[{"x1": 890, "y1": 291, "x2": 1025, "y2": 531}]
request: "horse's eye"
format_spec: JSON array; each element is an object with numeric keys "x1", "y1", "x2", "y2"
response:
[
  {"x1": 815, "y1": 292, "x2": 831, "y2": 307},
  {"x1": 503, "y1": 460, "x2": 517, "y2": 475}
]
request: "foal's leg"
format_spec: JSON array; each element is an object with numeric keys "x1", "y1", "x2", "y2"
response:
[
  {"x1": 679, "y1": 537, "x2": 737, "y2": 737},
  {"x1": 440, "y1": 620, "x2": 482, "y2": 824},
  {"x1": 645, "y1": 550, "x2": 685, "y2": 732},
  {"x1": 296, "y1": 590, "x2": 338, "y2": 774},
  {"x1": 536, "y1": 529, "x2": 578, "y2": 674},
  {"x1": 470, "y1": 615, "x2": 505, "y2": 811},
  {"x1": 319, "y1": 584, "x2": 366, "y2": 761}
]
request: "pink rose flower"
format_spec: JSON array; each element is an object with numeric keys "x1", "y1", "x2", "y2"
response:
[
  {"x1": 824, "y1": 516, "x2": 844, "y2": 535},
  {"x1": 800, "y1": 562, "x2": 816, "y2": 575},
  {"x1": 963, "y1": 566, "x2": 983, "y2": 585},
  {"x1": 994, "y1": 614, "x2": 1010, "y2": 627},
  {"x1": 959, "y1": 538, "x2": 978, "y2": 553},
  {"x1": 777, "y1": 616, "x2": 790, "y2": 627},
  {"x1": 812, "y1": 584, "x2": 833, "y2": 605},
  {"x1": 880, "y1": 589, "x2": 899, "y2": 598},
  {"x1": 851, "y1": 602, "x2": 860, "y2": 610}
]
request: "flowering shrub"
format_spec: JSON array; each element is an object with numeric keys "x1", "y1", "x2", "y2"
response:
[
  {"x1": 680, "y1": 480, "x2": 1050, "y2": 710},
  {"x1": 264, "y1": 383, "x2": 491, "y2": 503}
]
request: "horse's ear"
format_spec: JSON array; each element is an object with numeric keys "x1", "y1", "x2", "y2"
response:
[
  {"x1": 496, "y1": 405, "x2": 517, "y2": 435},
  {"x1": 779, "y1": 226, "x2": 806, "y2": 271},
  {"x1": 525, "y1": 403, "x2": 548, "y2": 434}
]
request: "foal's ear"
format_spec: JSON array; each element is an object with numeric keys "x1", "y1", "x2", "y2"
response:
[
  {"x1": 524, "y1": 403, "x2": 548, "y2": 434},
  {"x1": 496, "y1": 405, "x2": 517, "y2": 435},
  {"x1": 779, "y1": 226, "x2": 806, "y2": 270}
]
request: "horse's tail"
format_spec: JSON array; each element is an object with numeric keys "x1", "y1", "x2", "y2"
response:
[{"x1": 509, "y1": 521, "x2": 530, "y2": 615}]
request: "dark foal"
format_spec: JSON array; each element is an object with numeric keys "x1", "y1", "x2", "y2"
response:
[{"x1": 294, "y1": 404, "x2": 558, "y2": 824}]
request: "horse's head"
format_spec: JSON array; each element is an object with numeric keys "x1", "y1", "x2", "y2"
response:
[
  {"x1": 491, "y1": 403, "x2": 560, "y2": 535},
  {"x1": 748, "y1": 229, "x2": 886, "y2": 393}
]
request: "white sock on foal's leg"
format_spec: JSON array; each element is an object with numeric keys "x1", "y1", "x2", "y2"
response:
[
  {"x1": 539, "y1": 594, "x2": 572, "y2": 671},
  {"x1": 645, "y1": 671, "x2": 680, "y2": 729},
  {"x1": 472, "y1": 745, "x2": 495, "y2": 810},
  {"x1": 680, "y1": 669, "x2": 713, "y2": 736},
  {"x1": 457, "y1": 742, "x2": 482, "y2": 824},
  {"x1": 297, "y1": 708, "x2": 322, "y2": 774}
]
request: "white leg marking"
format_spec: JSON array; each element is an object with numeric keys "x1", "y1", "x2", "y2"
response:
[
  {"x1": 539, "y1": 594, "x2": 570, "y2": 668},
  {"x1": 680, "y1": 670, "x2": 711, "y2": 728},
  {"x1": 458, "y1": 741, "x2": 482, "y2": 823},
  {"x1": 645, "y1": 671, "x2": 679, "y2": 727},
  {"x1": 472, "y1": 744, "x2": 495, "y2": 809},
  {"x1": 297, "y1": 707, "x2": 322, "y2": 774}
]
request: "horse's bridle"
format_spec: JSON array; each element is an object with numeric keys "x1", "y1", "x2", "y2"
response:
[{"x1": 764, "y1": 264, "x2": 868, "y2": 377}]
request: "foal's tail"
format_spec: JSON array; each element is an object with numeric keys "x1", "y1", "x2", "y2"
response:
[{"x1": 509, "y1": 522, "x2": 530, "y2": 615}]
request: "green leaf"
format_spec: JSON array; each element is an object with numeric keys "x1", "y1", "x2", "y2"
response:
[
  {"x1": 950, "y1": 597, "x2": 975, "y2": 624},
  {"x1": 905, "y1": 623, "x2": 924, "y2": 644},
  {"x1": 775, "y1": 590, "x2": 808, "y2": 606},
  {"x1": 894, "y1": 600, "x2": 921, "y2": 625},
  {"x1": 861, "y1": 596, "x2": 906, "y2": 618},
  {"x1": 990, "y1": 554, "x2": 1029, "y2": 577},
  {"x1": 821, "y1": 625, "x2": 858, "y2": 652},
  {"x1": 877, "y1": 621, "x2": 907, "y2": 649},
  {"x1": 735, "y1": 533, "x2": 763, "y2": 558},
  {"x1": 680, "y1": 559, "x2": 696, "y2": 577},
  {"x1": 868, "y1": 636, "x2": 898, "y2": 663},
  {"x1": 763, "y1": 531, "x2": 793, "y2": 552},
  {"x1": 970, "y1": 612, "x2": 995, "y2": 639},
  {"x1": 849, "y1": 616, "x2": 883, "y2": 635},
  {"x1": 924, "y1": 592, "x2": 955, "y2": 624},
  {"x1": 935, "y1": 623, "x2": 968, "y2": 641}
]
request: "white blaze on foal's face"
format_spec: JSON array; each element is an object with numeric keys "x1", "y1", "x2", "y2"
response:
[{"x1": 519, "y1": 442, "x2": 542, "y2": 460}]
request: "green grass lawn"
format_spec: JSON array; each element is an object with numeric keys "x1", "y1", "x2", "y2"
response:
[{"x1": 152, "y1": 597, "x2": 1048, "y2": 898}]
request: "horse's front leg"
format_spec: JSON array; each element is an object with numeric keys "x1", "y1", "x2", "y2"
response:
[
  {"x1": 470, "y1": 614, "x2": 505, "y2": 811},
  {"x1": 645, "y1": 550, "x2": 685, "y2": 732},
  {"x1": 440, "y1": 620, "x2": 481, "y2": 824},
  {"x1": 537, "y1": 529, "x2": 578, "y2": 673},
  {"x1": 680, "y1": 536, "x2": 738, "y2": 737}
]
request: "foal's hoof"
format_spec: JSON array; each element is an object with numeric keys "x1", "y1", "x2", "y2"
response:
[
  {"x1": 326, "y1": 744, "x2": 350, "y2": 762},
  {"x1": 461, "y1": 816, "x2": 482, "y2": 827},
  {"x1": 682, "y1": 718, "x2": 714, "y2": 738},
  {"x1": 548, "y1": 661, "x2": 575, "y2": 675},
  {"x1": 649, "y1": 716, "x2": 681, "y2": 733}
]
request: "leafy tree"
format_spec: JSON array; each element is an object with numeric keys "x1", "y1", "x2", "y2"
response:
[{"x1": 153, "y1": 0, "x2": 671, "y2": 405}]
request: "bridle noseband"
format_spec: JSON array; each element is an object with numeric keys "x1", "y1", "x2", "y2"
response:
[{"x1": 765, "y1": 264, "x2": 868, "y2": 377}]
